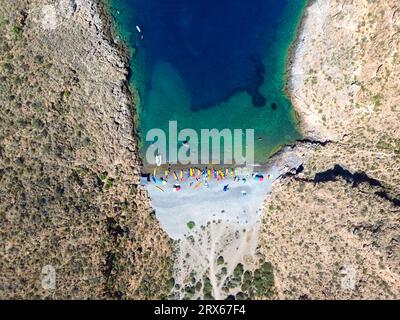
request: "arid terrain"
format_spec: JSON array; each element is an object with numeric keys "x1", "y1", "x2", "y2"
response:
[
  {"x1": 0, "y1": 0, "x2": 173, "y2": 299},
  {"x1": 258, "y1": 0, "x2": 400, "y2": 299}
]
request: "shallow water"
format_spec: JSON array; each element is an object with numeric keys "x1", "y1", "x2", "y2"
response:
[{"x1": 109, "y1": 0, "x2": 306, "y2": 164}]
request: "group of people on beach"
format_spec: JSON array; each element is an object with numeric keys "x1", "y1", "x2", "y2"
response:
[{"x1": 144, "y1": 167, "x2": 272, "y2": 193}]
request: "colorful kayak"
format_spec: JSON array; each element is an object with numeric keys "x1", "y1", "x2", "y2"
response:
[{"x1": 194, "y1": 181, "x2": 203, "y2": 190}]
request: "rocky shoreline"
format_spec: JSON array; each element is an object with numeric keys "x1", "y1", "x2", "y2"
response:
[
  {"x1": 260, "y1": 0, "x2": 400, "y2": 299},
  {"x1": 286, "y1": 0, "x2": 331, "y2": 141},
  {"x1": 285, "y1": 0, "x2": 314, "y2": 133}
]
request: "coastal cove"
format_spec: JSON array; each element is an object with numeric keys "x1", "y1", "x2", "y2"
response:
[
  {"x1": 108, "y1": 0, "x2": 307, "y2": 165},
  {"x1": 2, "y1": 0, "x2": 399, "y2": 301}
]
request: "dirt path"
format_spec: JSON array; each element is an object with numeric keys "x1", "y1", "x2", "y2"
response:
[{"x1": 173, "y1": 220, "x2": 261, "y2": 299}]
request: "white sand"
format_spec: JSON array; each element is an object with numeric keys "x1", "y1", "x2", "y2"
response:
[
  {"x1": 145, "y1": 149, "x2": 302, "y2": 298},
  {"x1": 145, "y1": 149, "x2": 302, "y2": 240}
]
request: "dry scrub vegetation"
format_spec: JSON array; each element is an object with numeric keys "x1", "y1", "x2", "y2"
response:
[{"x1": 259, "y1": 0, "x2": 400, "y2": 299}]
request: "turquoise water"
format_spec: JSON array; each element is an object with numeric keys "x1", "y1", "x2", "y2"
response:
[{"x1": 109, "y1": 0, "x2": 306, "y2": 165}]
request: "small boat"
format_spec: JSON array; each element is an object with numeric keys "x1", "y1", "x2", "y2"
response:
[
  {"x1": 155, "y1": 154, "x2": 162, "y2": 167},
  {"x1": 136, "y1": 25, "x2": 142, "y2": 33}
]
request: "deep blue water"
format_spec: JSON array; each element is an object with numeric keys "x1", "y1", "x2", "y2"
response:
[
  {"x1": 109, "y1": 0, "x2": 306, "y2": 164},
  {"x1": 139, "y1": 0, "x2": 287, "y2": 109}
]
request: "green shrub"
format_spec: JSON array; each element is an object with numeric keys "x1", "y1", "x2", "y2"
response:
[
  {"x1": 233, "y1": 263, "x2": 244, "y2": 278},
  {"x1": 187, "y1": 221, "x2": 195, "y2": 230},
  {"x1": 63, "y1": 89, "x2": 71, "y2": 99},
  {"x1": 166, "y1": 278, "x2": 175, "y2": 291},
  {"x1": 11, "y1": 25, "x2": 23, "y2": 39}
]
